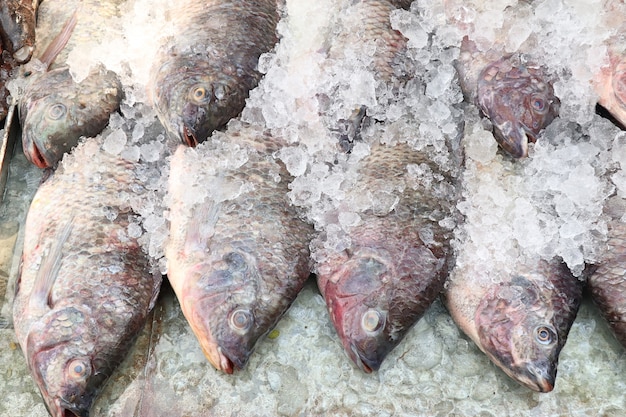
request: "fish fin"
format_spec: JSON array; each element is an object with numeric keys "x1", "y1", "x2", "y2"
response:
[
  {"x1": 38, "y1": 10, "x2": 78, "y2": 68},
  {"x1": 28, "y1": 216, "x2": 75, "y2": 311}
]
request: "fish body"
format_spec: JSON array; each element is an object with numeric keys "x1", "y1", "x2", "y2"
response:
[
  {"x1": 445, "y1": 258, "x2": 582, "y2": 392},
  {"x1": 13, "y1": 137, "x2": 161, "y2": 417},
  {"x1": 595, "y1": 46, "x2": 626, "y2": 129},
  {"x1": 166, "y1": 125, "x2": 313, "y2": 373},
  {"x1": 18, "y1": 0, "x2": 123, "y2": 168},
  {"x1": 149, "y1": 0, "x2": 280, "y2": 147},
  {"x1": 316, "y1": 141, "x2": 458, "y2": 372},
  {"x1": 588, "y1": 200, "x2": 626, "y2": 347},
  {"x1": 454, "y1": 36, "x2": 560, "y2": 158}
]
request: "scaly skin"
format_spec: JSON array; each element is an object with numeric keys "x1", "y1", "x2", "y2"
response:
[
  {"x1": 18, "y1": 0, "x2": 124, "y2": 168},
  {"x1": 149, "y1": 0, "x2": 281, "y2": 147},
  {"x1": 166, "y1": 126, "x2": 313, "y2": 373},
  {"x1": 316, "y1": 141, "x2": 458, "y2": 372},
  {"x1": 588, "y1": 205, "x2": 626, "y2": 347},
  {"x1": 13, "y1": 138, "x2": 161, "y2": 417}
]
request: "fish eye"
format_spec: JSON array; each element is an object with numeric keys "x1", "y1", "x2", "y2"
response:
[
  {"x1": 530, "y1": 95, "x2": 547, "y2": 113},
  {"x1": 361, "y1": 309, "x2": 385, "y2": 335},
  {"x1": 534, "y1": 325, "x2": 556, "y2": 345},
  {"x1": 47, "y1": 103, "x2": 67, "y2": 120},
  {"x1": 229, "y1": 309, "x2": 253, "y2": 333},
  {"x1": 189, "y1": 85, "x2": 209, "y2": 104},
  {"x1": 66, "y1": 358, "x2": 91, "y2": 381}
]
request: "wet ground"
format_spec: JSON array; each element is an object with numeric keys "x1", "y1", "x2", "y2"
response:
[{"x1": 0, "y1": 113, "x2": 625, "y2": 416}]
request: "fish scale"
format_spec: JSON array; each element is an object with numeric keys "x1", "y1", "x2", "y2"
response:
[{"x1": 13, "y1": 138, "x2": 161, "y2": 417}]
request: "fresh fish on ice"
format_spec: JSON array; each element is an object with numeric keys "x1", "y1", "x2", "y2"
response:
[
  {"x1": 454, "y1": 36, "x2": 560, "y2": 158},
  {"x1": 16, "y1": 0, "x2": 123, "y2": 168},
  {"x1": 149, "y1": 0, "x2": 281, "y2": 147},
  {"x1": 165, "y1": 124, "x2": 313, "y2": 373},
  {"x1": 13, "y1": 135, "x2": 161, "y2": 417},
  {"x1": 316, "y1": 141, "x2": 459, "y2": 372},
  {"x1": 309, "y1": 0, "x2": 461, "y2": 372}
]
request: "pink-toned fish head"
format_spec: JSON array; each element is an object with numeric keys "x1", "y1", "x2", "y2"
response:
[
  {"x1": 477, "y1": 55, "x2": 560, "y2": 158},
  {"x1": 596, "y1": 48, "x2": 626, "y2": 128}
]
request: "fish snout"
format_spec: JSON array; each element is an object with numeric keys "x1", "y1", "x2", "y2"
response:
[
  {"x1": 22, "y1": 129, "x2": 53, "y2": 168},
  {"x1": 523, "y1": 360, "x2": 556, "y2": 392},
  {"x1": 492, "y1": 123, "x2": 529, "y2": 158}
]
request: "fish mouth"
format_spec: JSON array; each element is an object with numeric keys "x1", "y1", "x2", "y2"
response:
[
  {"x1": 23, "y1": 135, "x2": 52, "y2": 168},
  {"x1": 181, "y1": 124, "x2": 199, "y2": 147},
  {"x1": 492, "y1": 122, "x2": 530, "y2": 158},
  {"x1": 44, "y1": 397, "x2": 88, "y2": 417},
  {"x1": 495, "y1": 357, "x2": 556, "y2": 393},
  {"x1": 350, "y1": 343, "x2": 382, "y2": 373}
]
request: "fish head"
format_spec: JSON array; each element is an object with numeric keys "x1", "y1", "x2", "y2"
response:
[
  {"x1": 474, "y1": 274, "x2": 573, "y2": 392},
  {"x1": 319, "y1": 253, "x2": 394, "y2": 373},
  {"x1": 150, "y1": 56, "x2": 247, "y2": 147},
  {"x1": 476, "y1": 55, "x2": 560, "y2": 158},
  {"x1": 19, "y1": 67, "x2": 122, "y2": 168},
  {"x1": 181, "y1": 251, "x2": 263, "y2": 373},
  {"x1": 25, "y1": 307, "x2": 107, "y2": 417}
]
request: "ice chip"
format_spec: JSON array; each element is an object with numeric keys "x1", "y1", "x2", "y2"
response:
[{"x1": 103, "y1": 129, "x2": 128, "y2": 155}]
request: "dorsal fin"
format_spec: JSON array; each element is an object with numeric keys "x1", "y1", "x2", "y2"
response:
[
  {"x1": 28, "y1": 216, "x2": 75, "y2": 312},
  {"x1": 38, "y1": 10, "x2": 78, "y2": 69}
]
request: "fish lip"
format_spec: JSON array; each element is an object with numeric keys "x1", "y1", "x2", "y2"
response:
[
  {"x1": 181, "y1": 124, "x2": 199, "y2": 147},
  {"x1": 22, "y1": 130, "x2": 52, "y2": 168},
  {"x1": 216, "y1": 346, "x2": 236, "y2": 374},
  {"x1": 44, "y1": 397, "x2": 86, "y2": 417},
  {"x1": 349, "y1": 343, "x2": 378, "y2": 373},
  {"x1": 524, "y1": 363, "x2": 556, "y2": 393},
  {"x1": 492, "y1": 123, "x2": 530, "y2": 158}
]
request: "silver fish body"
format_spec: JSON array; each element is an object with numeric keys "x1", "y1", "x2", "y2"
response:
[
  {"x1": 18, "y1": 0, "x2": 124, "y2": 168},
  {"x1": 149, "y1": 0, "x2": 280, "y2": 147},
  {"x1": 166, "y1": 125, "x2": 313, "y2": 373},
  {"x1": 316, "y1": 141, "x2": 458, "y2": 372},
  {"x1": 13, "y1": 138, "x2": 161, "y2": 417}
]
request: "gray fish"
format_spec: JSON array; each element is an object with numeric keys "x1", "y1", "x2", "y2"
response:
[
  {"x1": 18, "y1": 0, "x2": 123, "y2": 168},
  {"x1": 13, "y1": 137, "x2": 161, "y2": 417},
  {"x1": 454, "y1": 36, "x2": 560, "y2": 158},
  {"x1": 149, "y1": 0, "x2": 280, "y2": 147},
  {"x1": 316, "y1": 141, "x2": 458, "y2": 372},
  {"x1": 588, "y1": 198, "x2": 626, "y2": 347},
  {"x1": 166, "y1": 125, "x2": 313, "y2": 373}
]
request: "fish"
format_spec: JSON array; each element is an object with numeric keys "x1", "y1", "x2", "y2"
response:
[
  {"x1": 594, "y1": 44, "x2": 626, "y2": 129},
  {"x1": 443, "y1": 113, "x2": 584, "y2": 392},
  {"x1": 0, "y1": 0, "x2": 37, "y2": 63},
  {"x1": 165, "y1": 124, "x2": 313, "y2": 373},
  {"x1": 149, "y1": 0, "x2": 281, "y2": 147},
  {"x1": 445, "y1": 258, "x2": 583, "y2": 392},
  {"x1": 310, "y1": 0, "x2": 460, "y2": 372},
  {"x1": 316, "y1": 141, "x2": 458, "y2": 372},
  {"x1": 588, "y1": 198, "x2": 626, "y2": 347},
  {"x1": 12, "y1": 136, "x2": 161, "y2": 417},
  {"x1": 17, "y1": 0, "x2": 123, "y2": 168},
  {"x1": 454, "y1": 36, "x2": 560, "y2": 158}
]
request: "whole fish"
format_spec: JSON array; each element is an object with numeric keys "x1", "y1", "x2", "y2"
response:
[
  {"x1": 149, "y1": 0, "x2": 280, "y2": 147},
  {"x1": 588, "y1": 200, "x2": 626, "y2": 347},
  {"x1": 454, "y1": 36, "x2": 560, "y2": 158},
  {"x1": 17, "y1": 0, "x2": 123, "y2": 168},
  {"x1": 444, "y1": 117, "x2": 583, "y2": 392},
  {"x1": 13, "y1": 136, "x2": 161, "y2": 417},
  {"x1": 316, "y1": 141, "x2": 458, "y2": 372},
  {"x1": 166, "y1": 125, "x2": 313, "y2": 373}
]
